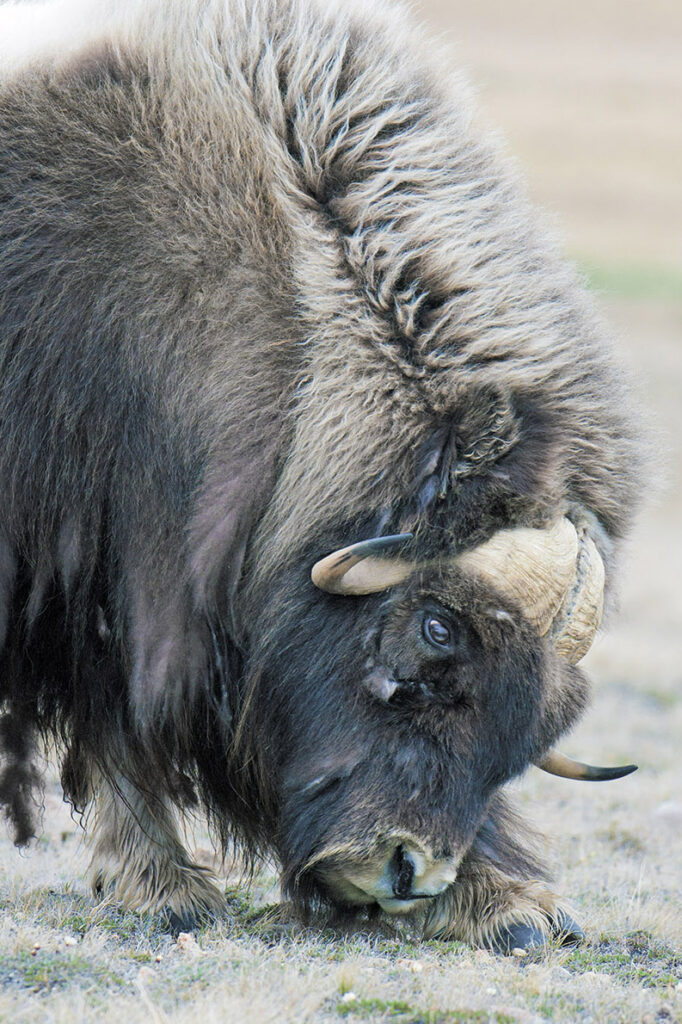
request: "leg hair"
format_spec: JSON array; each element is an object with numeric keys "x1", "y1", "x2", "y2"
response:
[
  {"x1": 423, "y1": 794, "x2": 574, "y2": 946},
  {"x1": 0, "y1": 708, "x2": 41, "y2": 846},
  {"x1": 87, "y1": 769, "x2": 224, "y2": 924}
]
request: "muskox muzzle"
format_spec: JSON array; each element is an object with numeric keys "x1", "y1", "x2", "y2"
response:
[{"x1": 307, "y1": 837, "x2": 459, "y2": 914}]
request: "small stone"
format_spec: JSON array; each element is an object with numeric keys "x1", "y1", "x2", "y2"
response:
[
  {"x1": 397, "y1": 958, "x2": 424, "y2": 972},
  {"x1": 486, "y1": 987, "x2": 497, "y2": 995},
  {"x1": 341, "y1": 993, "x2": 357, "y2": 1004},
  {"x1": 512, "y1": 947, "x2": 527, "y2": 958},
  {"x1": 176, "y1": 932, "x2": 200, "y2": 954},
  {"x1": 63, "y1": 936, "x2": 77, "y2": 947}
]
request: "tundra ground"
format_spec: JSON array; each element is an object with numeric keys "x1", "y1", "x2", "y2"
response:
[{"x1": 1, "y1": 0, "x2": 681, "y2": 1020}]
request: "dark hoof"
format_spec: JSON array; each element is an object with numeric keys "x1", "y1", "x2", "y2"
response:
[
  {"x1": 485, "y1": 920, "x2": 548, "y2": 955},
  {"x1": 163, "y1": 908, "x2": 201, "y2": 935},
  {"x1": 551, "y1": 909, "x2": 585, "y2": 947},
  {"x1": 486, "y1": 911, "x2": 585, "y2": 955}
]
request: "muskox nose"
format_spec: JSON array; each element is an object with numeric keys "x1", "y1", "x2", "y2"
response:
[
  {"x1": 314, "y1": 840, "x2": 459, "y2": 912},
  {"x1": 390, "y1": 845, "x2": 416, "y2": 899}
]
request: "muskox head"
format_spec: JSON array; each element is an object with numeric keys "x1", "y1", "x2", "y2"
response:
[{"x1": 240, "y1": 519, "x2": 633, "y2": 914}]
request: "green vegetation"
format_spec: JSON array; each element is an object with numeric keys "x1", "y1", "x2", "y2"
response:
[
  {"x1": 1, "y1": 873, "x2": 681, "y2": 1022},
  {"x1": 562, "y1": 932, "x2": 681, "y2": 990},
  {"x1": 336, "y1": 996, "x2": 515, "y2": 1023},
  {"x1": 0, "y1": 950, "x2": 127, "y2": 994}
]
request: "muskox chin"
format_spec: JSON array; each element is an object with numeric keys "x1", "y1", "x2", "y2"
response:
[{"x1": 0, "y1": 0, "x2": 644, "y2": 947}]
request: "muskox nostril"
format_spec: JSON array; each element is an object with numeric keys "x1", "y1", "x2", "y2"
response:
[{"x1": 391, "y1": 845, "x2": 415, "y2": 899}]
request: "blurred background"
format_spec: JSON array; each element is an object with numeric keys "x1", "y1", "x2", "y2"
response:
[{"x1": 415, "y1": 0, "x2": 682, "y2": 937}]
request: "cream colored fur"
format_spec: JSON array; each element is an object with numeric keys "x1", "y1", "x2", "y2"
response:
[
  {"x1": 424, "y1": 864, "x2": 570, "y2": 947},
  {"x1": 87, "y1": 772, "x2": 224, "y2": 922}
]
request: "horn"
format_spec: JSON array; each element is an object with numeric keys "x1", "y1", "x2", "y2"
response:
[
  {"x1": 536, "y1": 750, "x2": 638, "y2": 781},
  {"x1": 549, "y1": 533, "x2": 605, "y2": 664},
  {"x1": 311, "y1": 534, "x2": 414, "y2": 595},
  {"x1": 311, "y1": 518, "x2": 605, "y2": 661},
  {"x1": 455, "y1": 518, "x2": 580, "y2": 635},
  {"x1": 455, "y1": 517, "x2": 606, "y2": 663}
]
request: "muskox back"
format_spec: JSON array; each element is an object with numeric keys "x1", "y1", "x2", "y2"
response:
[{"x1": 0, "y1": 0, "x2": 644, "y2": 943}]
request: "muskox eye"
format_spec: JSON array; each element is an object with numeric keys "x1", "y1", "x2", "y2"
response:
[{"x1": 423, "y1": 615, "x2": 452, "y2": 649}]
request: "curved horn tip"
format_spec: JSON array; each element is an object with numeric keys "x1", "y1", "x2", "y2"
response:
[
  {"x1": 571, "y1": 762, "x2": 638, "y2": 782},
  {"x1": 536, "y1": 751, "x2": 638, "y2": 782},
  {"x1": 353, "y1": 532, "x2": 414, "y2": 555},
  {"x1": 310, "y1": 533, "x2": 414, "y2": 595}
]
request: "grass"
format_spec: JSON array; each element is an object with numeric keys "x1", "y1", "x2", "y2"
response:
[
  {"x1": 0, "y1": 950, "x2": 127, "y2": 995},
  {"x1": 562, "y1": 932, "x2": 682, "y2": 990},
  {"x1": 335, "y1": 996, "x2": 517, "y2": 1022},
  {"x1": 0, "y1": 854, "x2": 680, "y2": 1023}
]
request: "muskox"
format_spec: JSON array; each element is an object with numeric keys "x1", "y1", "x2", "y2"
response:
[{"x1": 0, "y1": 0, "x2": 644, "y2": 951}]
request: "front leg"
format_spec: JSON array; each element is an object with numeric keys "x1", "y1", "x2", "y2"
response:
[
  {"x1": 87, "y1": 769, "x2": 225, "y2": 931},
  {"x1": 423, "y1": 793, "x2": 584, "y2": 953}
]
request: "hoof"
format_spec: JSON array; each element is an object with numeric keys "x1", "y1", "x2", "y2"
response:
[
  {"x1": 551, "y1": 909, "x2": 585, "y2": 947},
  {"x1": 163, "y1": 908, "x2": 202, "y2": 935},
  {"x1": 486, "y1": 920, "x2": 548, "y2": 955},
  {"x1": 485, "y1": 911, "x2": 585, "y2": 955}
]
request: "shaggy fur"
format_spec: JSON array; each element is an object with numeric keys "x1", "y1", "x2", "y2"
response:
[{"x1": 0, "y1": 0, "x2": 644, "y2": 943}]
